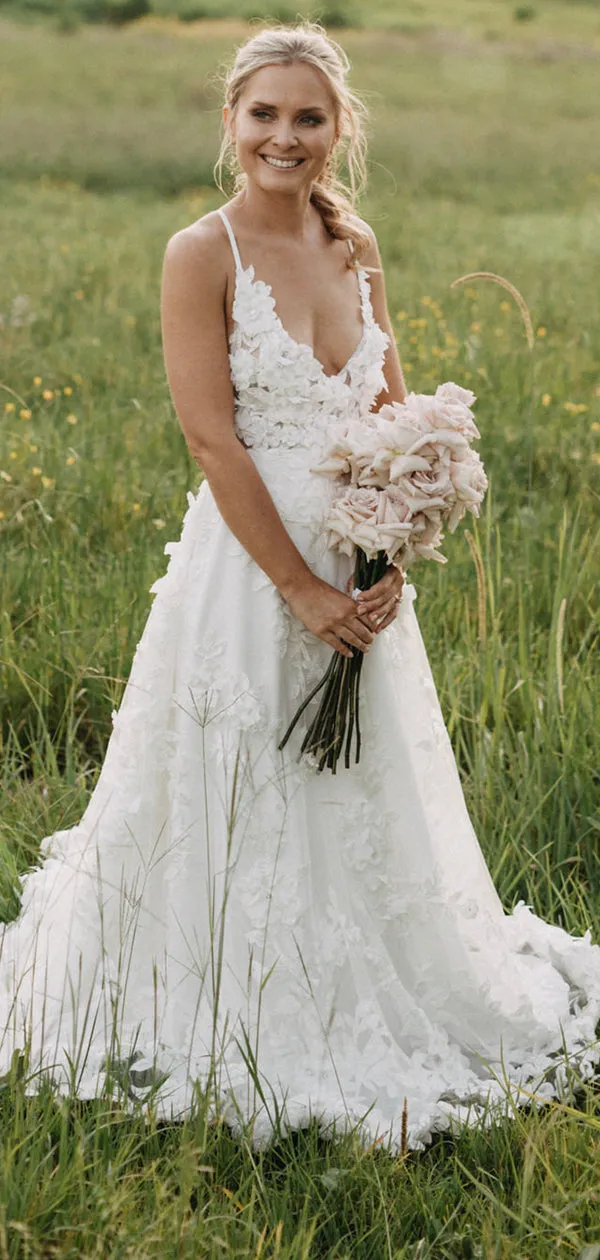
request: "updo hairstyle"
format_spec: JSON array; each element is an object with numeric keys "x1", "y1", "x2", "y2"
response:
[{"x1": 214, "y1": 22, "x2": 372, "y2": 266}]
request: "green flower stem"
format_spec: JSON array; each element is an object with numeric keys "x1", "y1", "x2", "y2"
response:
[
  {"x1": 281, "y1": 547, "x2": 390, "y2": 772},
  {"x1": 328, "y1": 652, "x2": 352, "y2": 773},
  {"x1": 277, "y1": 653, "x2": 336, "y2": 751}
]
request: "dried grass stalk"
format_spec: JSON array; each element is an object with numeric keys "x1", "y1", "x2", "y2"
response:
[{"x1": 451, "y1": 270, "x2": 534, "y2": 351}]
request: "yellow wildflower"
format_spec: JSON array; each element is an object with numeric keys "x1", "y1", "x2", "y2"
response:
[
  {"x1": 67, "y1": 414, "x2": 78, "y2": 425},
  {"x1": 41, "y1": 476, "x2": 54, "y2": 489},
  {"x1": 20, "y1": 409, "x2": 31, "y2": 420},
  {"x1": 66, "y1": 455, "x2": 76, "y2": 466},
  {"x1": 592, "y1": 421, "x2": 600, "y2": 432},
  {"x1": 396, "y1": 311, "x2": 407, "y2": 321},
  {"x1": 541, "y1": 394, "x2": 551, "y2": 406},
  {"x1": 132, "y1": 502, "x2": 141, "y2": 511},
  {"x1": 470, "y1": 323, "x2": 481, "y2": 333},
  {"x1": 409, "y1": 335, "x2": 418, "y2": 345},
  {"x1": 4, "y1": 402, "x2": 15, "y2": 413},
  {"x1": 74, "y1": 290, "x2": 85, "y2": 300},
  {"x1": 0, "y1": 511, "x2": 5, "y2": 520},
  {"x1": 42, "y1": 389, "x2": 54, "y2": 401},
  {"x1": 9, "y1": 451, "x2": 17, "y2": 460},
  {"x1": 537, "y1": 327, "x2": 547, "y2": 338},
  {"x1": 63, "y1": 386, "x2": 73, "y2": 396},
  {"x1": 592, "y1": 452, "x2": 600, "y2": 465},
  {"x1": 32, "y1": 466, "x2": 42, "y2": 476},
  {"x1": 29, "y1": 444, "x2": 38, "y2": 452},
  {"x1": 500, "y1": 300, "x2": 510, "y2": 312},
  {"x1": 33, "y1": 376, "x2": 42, "y2": 385},
  {"x1": 466, "y1": 288, "x2": 477, "y2": 298}
]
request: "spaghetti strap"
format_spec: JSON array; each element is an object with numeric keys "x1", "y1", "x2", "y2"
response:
[{"x1": 217, "y1": 207, "x2": 243, "y2": 273}]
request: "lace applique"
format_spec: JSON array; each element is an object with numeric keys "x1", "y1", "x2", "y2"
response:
[{"x1": 228, "y1": 264, "x2": 390, "y2": 453}]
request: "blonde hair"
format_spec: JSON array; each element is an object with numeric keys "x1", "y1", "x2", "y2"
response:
[{"x1": 214, "y1": 22, "x2": 372, "y2": 267}]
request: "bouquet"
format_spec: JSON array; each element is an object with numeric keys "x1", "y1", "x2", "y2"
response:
[{"x1": 278, "y1": 382, "x2": 488, "y2": 773}]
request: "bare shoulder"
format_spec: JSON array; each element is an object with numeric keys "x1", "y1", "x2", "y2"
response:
[
  {"x1": 162, "y1": 210, "x2": 233, "y2": 296},
  {"x1": 346, "y1": 213, "x2": 382, "y2": 270}
]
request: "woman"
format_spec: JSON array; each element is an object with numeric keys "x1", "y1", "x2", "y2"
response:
[{"x1": 1, "y1": 23, "x2": 600, "y2": 1155}]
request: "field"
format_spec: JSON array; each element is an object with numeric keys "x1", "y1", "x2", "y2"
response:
[{"x1": 1, "y1": 1, "x2": 600, "y2": 1254}]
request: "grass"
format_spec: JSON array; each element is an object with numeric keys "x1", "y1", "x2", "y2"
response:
[{"x1": 1, "y1": 4, "x2": 600, "y2": 1255}]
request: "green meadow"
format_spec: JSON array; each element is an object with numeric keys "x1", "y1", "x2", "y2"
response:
[{"x1": 1, "y1": 2, "x2": 600, "y2": 1254}]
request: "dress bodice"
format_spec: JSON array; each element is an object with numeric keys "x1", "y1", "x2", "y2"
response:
[{"x1": 217, "y1": 207, "x2": 390, "y2": 454}]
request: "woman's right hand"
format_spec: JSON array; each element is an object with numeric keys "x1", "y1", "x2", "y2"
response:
[{"x1": 282, "y1": 575, "x2": 377, "y2": 658}]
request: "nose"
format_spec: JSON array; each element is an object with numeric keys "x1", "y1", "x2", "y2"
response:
[{"x1": 272, "y1": 120, "x2": 299, "y2": 149}]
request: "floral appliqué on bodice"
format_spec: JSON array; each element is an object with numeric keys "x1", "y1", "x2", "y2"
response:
[{"x1": 218, "y1": 207, "x2": 390, "y2": 453}]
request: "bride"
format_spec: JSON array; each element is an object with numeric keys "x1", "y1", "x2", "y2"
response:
[{"x1": 1, "y1": 22, "x2": 600, "y2": 1155}]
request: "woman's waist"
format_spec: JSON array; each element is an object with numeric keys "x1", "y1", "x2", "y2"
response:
[
  {"x1": 233, "y1": 401, "x2": 346, "y2": 457},
  {"x1": 247, "y1": 444, "x2": 338, "y2": 524}
]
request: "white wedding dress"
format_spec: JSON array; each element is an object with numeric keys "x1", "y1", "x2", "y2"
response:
[{"x1": 2, "y1": 206, "x2": 600, "y2": 1153}]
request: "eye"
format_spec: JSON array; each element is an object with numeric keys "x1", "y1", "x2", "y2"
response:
[
  {"x1": 299, "y1": 115, "x2": 324, "y2": 126},
  {"x1": 251, "y1": 109, "x2": 272, "y2": 120}
]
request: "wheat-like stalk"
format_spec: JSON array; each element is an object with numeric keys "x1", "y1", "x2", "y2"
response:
[
  {"x1": 451, "y1": 270, "x2": 534, "y2": 350},
  {"x1": 401, "y1": 1096, "x2": 408, "y2": 1157},
  {"x1": 556, "y1": 596, "x2": 566, "y2": 716},
  {"x1": 465, "y1": 529, "x2": 487, "y2": 646}
]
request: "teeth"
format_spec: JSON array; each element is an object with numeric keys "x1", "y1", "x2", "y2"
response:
[{"x1": 262, "y1": 155, "x2": 303, "y2": 169}]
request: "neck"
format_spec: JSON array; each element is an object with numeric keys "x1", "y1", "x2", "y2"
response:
[{"x1": 235, "y1": 181, "x2": 319, "y2": 240}]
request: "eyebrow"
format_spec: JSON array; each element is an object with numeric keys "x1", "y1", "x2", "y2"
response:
[{"x1": 248, "y1": 100, "x2": 328, "y2": 112}]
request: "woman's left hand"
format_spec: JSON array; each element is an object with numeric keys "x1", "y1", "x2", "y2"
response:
[{"x1": 346, "y1": 565, "x2": 405, "y2": 632}]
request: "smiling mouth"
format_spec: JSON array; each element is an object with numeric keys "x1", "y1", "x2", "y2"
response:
[{"x1": 260, "y1": 155, "x2": 305, "y2": 169}]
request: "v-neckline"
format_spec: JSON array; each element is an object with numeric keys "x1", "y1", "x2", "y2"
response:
[{"x1": 232, "y1": 259, "x2": 369, "y2": 383}]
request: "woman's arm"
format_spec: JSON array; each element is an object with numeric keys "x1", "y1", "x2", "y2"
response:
[
  {"x1": 340, "y1": 221, "x2": 407, "y2": 627},
  {"x1": 359, "y1": 225, "x2": 408, "y2": 411},
  {"x1": 160, "y1": 218, "x2": 376, "y2": 658}
]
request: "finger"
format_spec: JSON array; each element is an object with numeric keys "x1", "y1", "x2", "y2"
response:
[
  {"x1": 348, "y1": 620, "x2": 375, "y2": 649},
  {"x1": 360, "y1": 586, "x2": 403, "y2": 613},
  {"x1": 375, "y1": 608, "x2": 399, "y2": 632},
  {"x1": 340, "y1": 622, "x2": 374, "y2": 652},
  {"x1": 361, "y1": 592, "x2": 397, "y2": 614},
  {"x1": 322, "y1": 632, "x2": 353, "y2": 658},
  {"x1": 358, "y1": 574, "x2": 403, "y2": 606},
  {"x1": 347, "y1": 596, "x2": 379, "y2": 626},
  {"x1": 373, "y1": 595, "x2": 404, "y2": 626},
  {"x1": 357, "y1": 575, "x2": 394, "y2": 604}
]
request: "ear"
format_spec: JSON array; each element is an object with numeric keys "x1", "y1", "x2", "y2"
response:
[{"x1": 223, "y1": 103, "x2": 234, "y2": 137}]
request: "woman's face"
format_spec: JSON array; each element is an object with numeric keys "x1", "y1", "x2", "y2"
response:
[{"x1": 224, "y1": 61, "x2": 339, "y2": 194}]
